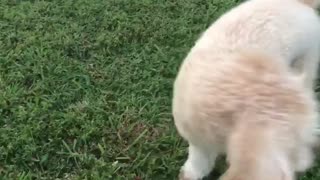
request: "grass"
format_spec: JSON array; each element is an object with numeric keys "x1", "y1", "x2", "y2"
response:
[{"x1": 0, "y1": 0, "x2": 320, "y2": 179}]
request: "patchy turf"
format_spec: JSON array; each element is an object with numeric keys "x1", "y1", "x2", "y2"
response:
[{"x1": 0, "y1": 0, "x2": 320, "y2": 179}]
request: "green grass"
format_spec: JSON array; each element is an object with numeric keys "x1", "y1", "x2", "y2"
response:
[{"x1": 0, "y1": 0, "x2": 320, "y2": 179}]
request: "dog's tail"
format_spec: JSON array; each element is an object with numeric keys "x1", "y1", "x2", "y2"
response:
[
  {"x1": 220, "y1": 122, "x2": 295, "y2": 180},
  {"x1": 299, "y1": 0, "x2": 320, "y2": 8}
]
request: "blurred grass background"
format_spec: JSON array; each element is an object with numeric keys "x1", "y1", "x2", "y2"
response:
[{"x1": 1, "y1": 0, "x2": 320, "y2": 179}]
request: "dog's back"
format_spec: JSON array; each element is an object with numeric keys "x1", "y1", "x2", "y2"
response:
[{"x1": 191, "y1": 0, "x2": 320, "y2": 87}]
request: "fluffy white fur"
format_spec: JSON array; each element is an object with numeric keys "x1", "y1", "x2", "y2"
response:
[{"x1": 173, "y1": 0, "x2": 320, "y2": 180}]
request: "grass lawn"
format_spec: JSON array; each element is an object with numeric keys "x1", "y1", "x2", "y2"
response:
[{"x1": 1, "y1": 0, "x2": 320, "y2": 179}]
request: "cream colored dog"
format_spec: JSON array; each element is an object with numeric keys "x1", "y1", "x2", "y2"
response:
[{"x1": 173, "y1": 0, "x2": 320, "y2": 179}]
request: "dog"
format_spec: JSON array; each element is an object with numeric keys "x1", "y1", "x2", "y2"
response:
[{"x1": 172, "y1": 0, "x2": 320, "y2": 179}]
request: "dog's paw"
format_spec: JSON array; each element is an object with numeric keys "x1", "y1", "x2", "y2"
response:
[{"x1": 179, "y1": 169, "x2": 202, "y2": 180}]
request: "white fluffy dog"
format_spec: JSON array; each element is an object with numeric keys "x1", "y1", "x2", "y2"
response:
[{"x1": 172, "y1": 0, "x2": 320, "y2": 179}]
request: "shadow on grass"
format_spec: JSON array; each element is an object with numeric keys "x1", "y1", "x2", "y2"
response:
[
  {"x1": 204, "y1": 156, "x2": 227, "y2": 180},
  {"x1": 203, "y1": 150, "x2": 320, "y2": 180}
]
